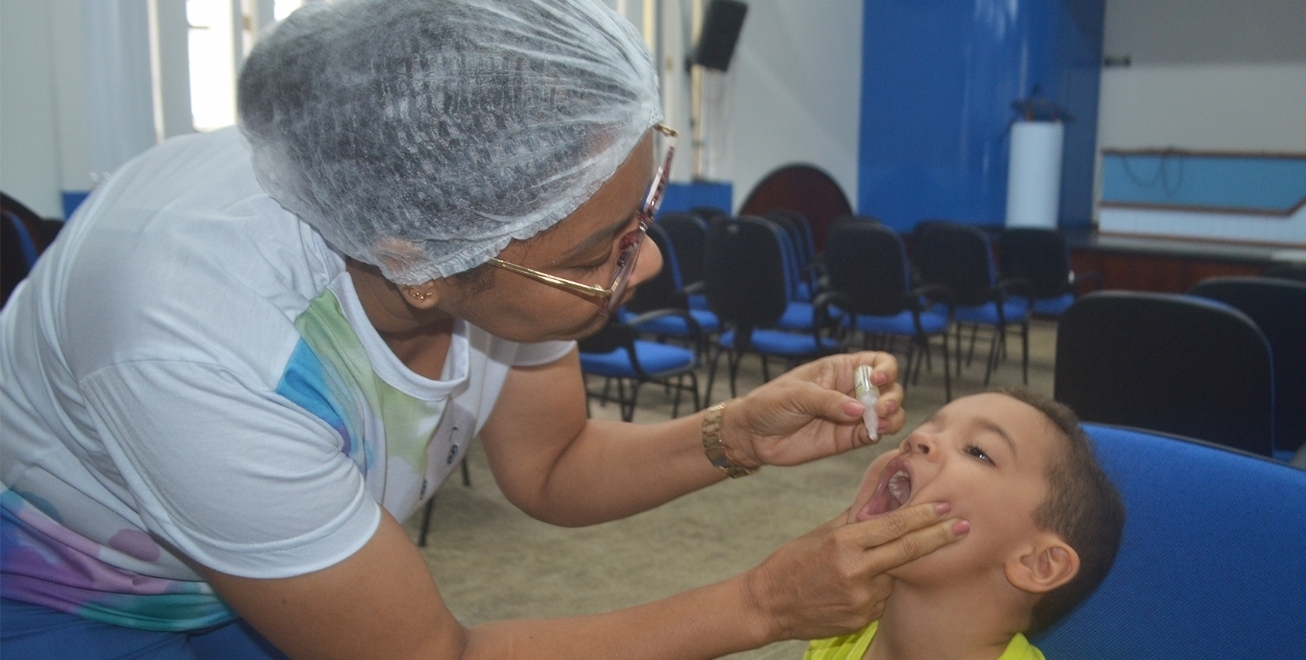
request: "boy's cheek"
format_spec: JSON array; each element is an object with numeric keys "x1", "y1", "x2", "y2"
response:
[{"x1": 846, "y1": 450, "x2": 899, "y2": 524}]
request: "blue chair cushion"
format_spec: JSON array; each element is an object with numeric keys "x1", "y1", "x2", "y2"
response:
[
  {"x1": 794, "y1": 281, "x2": 813, "y2": 303},
  {"x1": 719, "y1": 329, "x2": 840, "y2": 357},
  {"x1": 1033, "y1": 423, "x2": 1306, "y2": 657},
  {"x1": 627, "y1": 309, "x2": 720, "y2": 336},
  {"x1": 954, "y1": 300, "x2": 1028, "y2": 325},
  {"x1": 1010, "y1": 293, "x2": 1075, "y2": 317},
  {"x1": 579, "y1": 341, "x2": 694, "y2": 378},
  {"x1": 688, "y1": 293, "x2": 709, "y2": 311},
  {"x1": 854, "y1": 310, "x2": 949, "y2": 337},
  {"x1": 776, "y1": 302, "x2": 816, "y2": 331}
]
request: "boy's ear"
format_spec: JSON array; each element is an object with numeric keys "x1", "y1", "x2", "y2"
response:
[{"x1": 1005, "y1": 533, "x2": 1079, "y2": 594}]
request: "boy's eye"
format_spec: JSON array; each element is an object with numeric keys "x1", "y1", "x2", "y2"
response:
[{"x1": 965, "y1": 444, "x2": 993, "y2": 464}]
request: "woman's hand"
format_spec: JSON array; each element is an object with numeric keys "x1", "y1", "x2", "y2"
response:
[
  {"x1": 741, "y1": 501, "x2": 969, "y2": 642},
  {"x1": 721, "y1": 351, "x2": 906, "y2": 467}
]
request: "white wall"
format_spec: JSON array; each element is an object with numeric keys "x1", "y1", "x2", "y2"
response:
[
  {"x1": 1, "y1": 0, "x2": 64, "y2": 217},
  {"x1": 715, "y1": 0, "x2": 863, "y2": 211},
  {"x1": 0, "y1": 0, "x2": 192, "y2": 219},
  {"x1": 1098, "y1": 0, "x2": 1306, "y2": 152},
  {"x1": 1095, "y1": 0, "x2": 1306, "y2": 244}
]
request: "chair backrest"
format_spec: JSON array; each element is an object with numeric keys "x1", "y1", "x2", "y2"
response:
[
  {"x1": 1033, "y1": 423, "x2": 1306, "y2": 658},
  {"x1": 762, "y1": 211, "x2": 810, "y2": 299},
  {"x1": 1190, "y1": 276, "x2": 1306, "y2": 454},
  {"x1": 656, "y1": 212, "x2": 709, "y2": 287},
  {"x1": 2, "y1": 192, "x2": 63, "y2": 306},
  {"x1": 1055, "y1": 291, "x2": 1275, "y2": 456},
  {"x1": 999, "y1": 227, "x2": 1070, "y2": 299},
  {"x1": 1263, "y1": 262, "x2": 1306, "y2": 283},
  {"x1": 625, "y1": 223, "x2": 687, "y2": 314},
  {"x1": 824, "y1": 222, "x2": 912, "y2": 317},
  {"x1": 765, "y1": 209, "x2": 816, "y2": 266},
  {"x1": 912, "y1": 222, "x2": 996, "y2": 306},
  {"x1": 703, "y1": 216, "x2": 789, "y2": 330}
]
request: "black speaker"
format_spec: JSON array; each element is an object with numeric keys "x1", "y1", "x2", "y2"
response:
[{"x1": 691, "y1": 0, "x2": 748, "y2": 72}]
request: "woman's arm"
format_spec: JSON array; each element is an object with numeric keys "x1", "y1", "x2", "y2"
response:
[
  {"x1": 477, "y1": 349, "x2": 905, "y2": 526},
  {"x1": 200, "y1": 500, "x2": 965, "y2": 660}
]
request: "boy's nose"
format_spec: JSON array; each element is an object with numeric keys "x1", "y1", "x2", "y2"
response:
[{"x1": 899, "y1": 433, "x2": 936, "y2": 458}]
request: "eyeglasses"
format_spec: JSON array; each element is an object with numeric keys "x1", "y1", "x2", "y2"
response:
[{"x1": 487, "y1": 124, "x2": 677, "y2": 313}]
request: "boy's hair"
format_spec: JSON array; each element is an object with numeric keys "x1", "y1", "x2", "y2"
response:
[{"x1": 996, "y1": 388, "x2": 1126, "y2": 636}]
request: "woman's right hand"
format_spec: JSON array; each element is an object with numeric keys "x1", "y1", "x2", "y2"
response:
[{"x1": 741, "y1": 501, "x2": 968, "y2": 642}]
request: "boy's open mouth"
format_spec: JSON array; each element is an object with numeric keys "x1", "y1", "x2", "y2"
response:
[{"x1": 860, "y1": 456, "x2": 913, "y2": 518}]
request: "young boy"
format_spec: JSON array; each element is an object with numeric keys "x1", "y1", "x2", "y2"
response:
[{"x1": 805, "y1": 389, "x2": 1125, "y2": 660}]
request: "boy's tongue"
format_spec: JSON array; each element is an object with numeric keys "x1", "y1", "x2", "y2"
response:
[{"x1": 858, "y1": 456, "x2": 913, "y2": 520}]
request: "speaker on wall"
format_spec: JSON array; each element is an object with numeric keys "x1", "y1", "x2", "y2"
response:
[{"x1": 691, "y1": 0, "x2": 748, "y2": 72}]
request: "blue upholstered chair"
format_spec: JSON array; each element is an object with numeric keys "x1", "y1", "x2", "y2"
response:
[
  {"x1": 578, "y1": 314, "x2": 702, "y2": 423},
  {"x1": 823, "y1": 221, "x2": 953, "y2": 401},
  {"x1": 1056, "y1": 291, "x2": 1276, "y2": 458},
  {"x1": 1033, "y1": 423, "x2": 1306, "y2": 658},
  {"x1": 1190, "y1": 276, "x2": 1306, "y2": 460},
  {"x1": 999, "y1": 227, "x2": 1099, "y2": 317},
  {"x1": 702, "y1": 216, "x2": 845, "y2": 402},
  {"x1": 621, "y1": 223, "x2": 720, "y2": 345},
  {"x1": 913, "y1": 221, "x2": 1032, "y2": 385},
  {"x1": 655, "y1": 212, "x2": 711, "y2": 311}
]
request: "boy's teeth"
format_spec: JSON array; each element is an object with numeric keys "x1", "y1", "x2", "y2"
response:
[{"x1": 888, "y1": 470, "x2": 910, "y2": 503}]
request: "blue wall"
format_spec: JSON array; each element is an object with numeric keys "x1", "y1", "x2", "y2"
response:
[{"x1": 858, "y1": 0, "x2": 1104, "y2": 231}]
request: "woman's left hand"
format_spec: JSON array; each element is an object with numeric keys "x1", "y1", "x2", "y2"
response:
[{"x1": 720, "y1": 351, "x2": 905, "y2": 468}]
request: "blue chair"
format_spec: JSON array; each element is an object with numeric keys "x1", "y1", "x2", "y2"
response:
[
  {"x1": 1033, "y1": 423, "x2": 1306, "y2": 658},
  {"x1": 823, "y1": 222, "x2": 954, "y2": 401},
  {"x1": 578, "y1": 314, "x2": 702, "y2": 422},
  {"x1": 702, "y1": 216, "x2": 845, "y2": 402},
  {"x1": 656, "y1": 212, "x2": 711, "y2": 311},
  {"x1": 1056, "y1": 291, "x2": 1275, "y2": 457},
  {"x1": 621, "y1": 223, "x2": 720, "y2": 347},
  {"x1": 999, "y1": 227, "x2": 1099, "y2": 317},
  {"x1": 1190, "y1": 276, "x2": 1306, "y2": 460},
  {"x1": 914, "y1": 221, "x2": 1032, "y2": 385},
  {"x1": 764, "y1": 210, "x2": 820, "y2": 304}
]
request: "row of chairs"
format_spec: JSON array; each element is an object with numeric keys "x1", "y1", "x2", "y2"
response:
[
  {"x1": 578, "y1": 212, "x2": 1081, "y2": 420},
  {"x1": 1056, "y1": 278, "x2": 1306, "y2": 461}
]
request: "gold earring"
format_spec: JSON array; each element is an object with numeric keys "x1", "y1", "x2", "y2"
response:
[{"x1": 407, "y1": 288, "x2": 431, "y2": 302}]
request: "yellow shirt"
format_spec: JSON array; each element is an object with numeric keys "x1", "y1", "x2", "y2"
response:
[{"x1": 804, "y1": 621, "x2": 1046, "y2": 660}]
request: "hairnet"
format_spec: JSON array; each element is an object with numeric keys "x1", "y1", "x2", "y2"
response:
[{"x1": 238, "y1": 0, "x2": 661, "y2": 284}]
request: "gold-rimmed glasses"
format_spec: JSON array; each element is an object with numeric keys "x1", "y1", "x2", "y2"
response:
[{"x1": 487, "y1": 124, "x2": 677, "y2": 313}]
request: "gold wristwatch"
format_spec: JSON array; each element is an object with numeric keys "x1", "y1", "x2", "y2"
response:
[{"x1": 702, "y1": 400, "x2": 758, "y2": 478}]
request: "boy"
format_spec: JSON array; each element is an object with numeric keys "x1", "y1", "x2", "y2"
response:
[{"x1": 805, "y1": 389, "x2": 1125, "y2": 660}]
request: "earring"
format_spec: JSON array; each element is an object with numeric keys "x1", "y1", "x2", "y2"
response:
[{"x1": 407, "y1": 288, "x2": 431, "y2": 302}]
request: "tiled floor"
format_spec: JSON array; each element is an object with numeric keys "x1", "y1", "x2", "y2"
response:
[{"x1": 404, "y1": 320, "x2": 1059, "y2": 659}]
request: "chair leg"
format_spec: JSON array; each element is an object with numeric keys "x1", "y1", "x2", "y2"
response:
[
  {"x1": 705, "y1": 345, "x2": 725, "y2": 407},
  {"x1": 419, "y1": 497, "x2": 435, "y2": 547},
  {"x1": 940, "y1": 333, "x2": 953, "y2": 402},
  {"x1": 1021, "y1": 320, "x2": 1030, "y2": 385},
  {"x1": 688, "y1": 371, "x2": 701, "y2": 412},
  {"x1": 954, "y1": 324, "x2": 965, "y2": 376},
  {"x1": 761, "y1": 354, "x2": 771, "y2": 382},
  {"x1": 982, "y1": 326, "x2": 1000, "y2": 386},
  {"x1": 461, "y1": 458, "x2": 471, "y2": 487},
  {"x1": 624, "y1": 381, "x2": 640, "y2": 422},
  {"x1": 670, "y1": 375, "x2": 684, "y2": 418},
  {"x1": 728, "y1": 350, "x2": 741, "y2": 398},
  {"x1": 966, "y1": 324, "x2": 979, "y2": 367}
]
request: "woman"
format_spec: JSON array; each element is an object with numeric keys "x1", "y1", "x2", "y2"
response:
[{"x1": 0, "y1": 1, "x2": 967, "y2": 658}]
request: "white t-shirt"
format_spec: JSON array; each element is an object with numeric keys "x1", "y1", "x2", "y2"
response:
[{"x1": 0, "y1": 128, "x2": 573, "y2": 631}]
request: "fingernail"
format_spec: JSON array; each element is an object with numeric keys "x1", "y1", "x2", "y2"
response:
[
  {"x1": 934, "y1": 502, "x2": 951, "y2": 515},
  {"x1": 874, "y1": 371, "x2": 888, "y2": 386},
  {"x1": 882, "y1": 400, "x2": 898, "y2": 414},
  {"x1": 843, "y1": 400, "x2": 866, "y2": 417},
  {"x1": 952, "y1": 520, "x2": 971, "y2": 535},
  {"x1": 878, "y1": 418, "x2": 890, "y2": 430}
]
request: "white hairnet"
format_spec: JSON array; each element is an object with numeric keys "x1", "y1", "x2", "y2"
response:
[{"x1": 238, "y1": 0, "x2": 661, "y2": 284}]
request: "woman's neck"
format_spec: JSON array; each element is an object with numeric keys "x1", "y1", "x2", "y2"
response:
[{"x1": 346, "y1": 259, "x2": 455, "y2": 380}]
